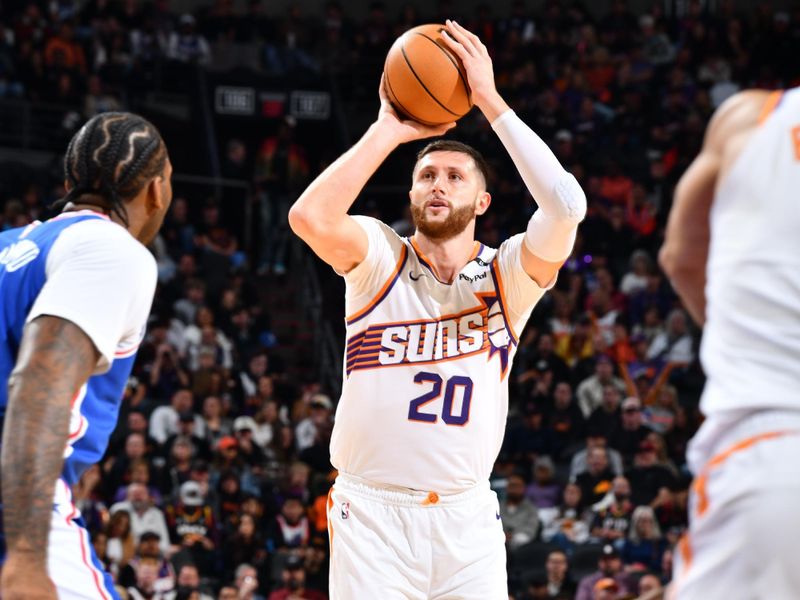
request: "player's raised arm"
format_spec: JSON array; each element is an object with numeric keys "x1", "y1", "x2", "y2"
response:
[
  {"x1": 659, "y1": 90, "x2": 767, "y2": 325},
  {"x1": 288, "y1": 77, "x2": 454, "y2": 274},
  {"x1": 441, "y1": 19, "x2": 586, "y2": 287},
  {"x1": 1, "y1": 317, "x2": 98, "y2": 599}
]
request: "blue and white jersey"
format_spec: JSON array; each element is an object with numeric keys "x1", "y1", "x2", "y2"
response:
[{"x1": 0, "y1": 210, "x2": 157, "y2": 486}]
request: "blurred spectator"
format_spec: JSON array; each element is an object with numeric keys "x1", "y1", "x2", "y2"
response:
[
  {"x1": 544, "y1": 549, "x2": 576, "y2": 599},
  {"x1": 222, "y1": 512, "x2": 267, "y2": 582},
  {"x1": 167, "y1": 14, "x2": 210, "y2": 64},
  {"x1": 83, "y1": 73, "x2": 122, "y2": 117},
  {"x1": 576, "y1": 355, "x2": 626, "y2": 418},
  {"x1": 164, "y1": 564, "x2": 214, "y2": 600},
  {"x1": 150, "y1": 389, "x2": 204, "y2": 446},
  {"x1": 44, "y1": 21, "x2": 87, "y2": 73},
  {"x1": 262, "y1": 5, "x2": 319, "y2": 76},
  {"x1": 570, "y1": 430, "x2": 624, "y2": 479},
  {"x1": 113, "y1": 459, "x2": 161, "y2": 505},
  {"x1": 267, "y1": 496, "x2": 310, "y2": 553},
  {"x1": 149, "y1": 343, "x2": 191, "y2": 401},
  {"x1": 621, "y1": 505, "x2": 667, "y2": 574},
  {"x1": 160, "y1": 434, "x2": 198, "y2": 497},
  {"x1": 625, "y1": 440, "x2": 676, "y2": 507},
  {"x1": 118, "y1": 530, "x2": 177, "y2": 594},
  {"x1": 218, "y1": 586, "x2": 238, "y2": 600},
  {"x1": 126, "y1": 560, "x2": 164, "y2": 600},
  {"x1": 72, "y1": 463, "x2": 107, "y2": 534},
  {"x1": 525, "y1": 456, "x2": 561, "y2": 510},
  {"x1": 295, "y1": 393, "x2": 333, "y2": 453},
  {"x1": 547, "y1": 381, "x2": 586, "y2": 460},
  {"x1": 574, "y1": 446, "x2": 615, "y2": 507},
  {"x1": 166, "y1": 480, "x2": 217, "y2": 574},
  {"x1": 540, "y1": 482, "x2": 591, "y2": 550},
  {"x1": 267, "y1": 554, "x2": 327, "y2": 600},
  {"x1": 610, "y1": 396, "x2": 650, "y2": 463},
  {"x1": 105, "y1": 432, "x2": 151, "y2": 497},
  {"x1": 299, "y1": 420, "x2": 334, "y2": 476},
  {"x1": 503, "y1": 401, "x2": 554, "y2": 470},
  {"x1": 233, "y1": 415, "x2": 267, "y2": 468},
  {"x1": 586, "y1": 385, "x2": 623, "y2": 441},
  {"x1": 252, "y1": 399, "x2": 280, "y2": 448},
  {"x1": 111, "y1": 483, "x2": 171, "y2": 555},
  {"x1": 165, "y1": 414, "x2": 212, "y2": 462},
  {"x1": 638, "y1": 572, "x2": 664, "y2": 597},
  {"x1": 105, "y1": 509, "x2": 136, "y2": 578},
  {"x1": 591, "y1": 577, "x2": 619, "y2": 600},
  {"x1": 646, "y1": 308, "x2": 694, "y2": 364},
  {"x1": 173, "y1": 279, "x2": 208, "y2": 327},
  {"x1": 643, "y1": 384, "x2": 678, "y2": 435},
  {"x1": 233, "y1": 563, "x2": 266, "y2": 600},
  {"x1": 517, "y1": 332, "x2": 572, "y2": 388},
  {"x1": 216, "y1": 469, "x2": 244, "y2": 532},
  {"x1": 589, "y1": 476, "x2": 634, "y2": 546},
  {"x1": 254, "y1": 117, "x2": 310, "y2": 275},
  {"x1": 574, "y1": 544, "x2": 633, "y2": 600},
  {"x1": 500, "y1": 472, "x2": 540, "y2": 549},
  {"x1": 200, "y1": 394, "x2": 233, "y2": 448},
  {"x1": 108, "y1": 408, "x2": 157, "y2": 458}
]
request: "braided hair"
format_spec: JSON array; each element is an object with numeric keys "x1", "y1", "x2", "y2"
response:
[{"x1": 55, "y1": 112, "x2": 167, "y2": 225}]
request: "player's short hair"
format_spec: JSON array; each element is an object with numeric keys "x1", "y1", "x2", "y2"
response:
[
  {"x1": 415, "y1": 140, "x2": 490, "y2": 188},
  {"x1": 56, "y1": 112, "x2": 167, "y2": 225}
]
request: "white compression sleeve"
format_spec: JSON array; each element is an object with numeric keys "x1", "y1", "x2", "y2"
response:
[{"x1": 491, "y1": 110, "x2": 586, "y2": 261}]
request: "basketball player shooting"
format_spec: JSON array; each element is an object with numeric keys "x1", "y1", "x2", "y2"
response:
[
  {"x1": 661, "y1": 88, "x2": 800, "y2": 598},
  {"x1": 0, "y1": 112, "x2": 172, "y2": 600},
  {"x1": 289, "y1": 20, "x2": 586, "y2": 599}
]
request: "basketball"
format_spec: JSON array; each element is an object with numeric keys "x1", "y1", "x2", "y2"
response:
[{"x1": 383, "y1": 24, "x2": 473, "y2": 126}]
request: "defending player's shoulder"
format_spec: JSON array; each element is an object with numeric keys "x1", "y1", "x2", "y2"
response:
[{"x1": 50, "y1": 217, "x2": 156, "y2": 280}]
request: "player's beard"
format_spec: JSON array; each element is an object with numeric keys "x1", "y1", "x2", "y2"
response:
[{"x1": 410, "y1": 200, "x2": 476, "y2": 241}]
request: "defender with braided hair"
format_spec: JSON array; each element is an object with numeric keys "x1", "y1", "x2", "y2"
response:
[{"x1": 0, "y1": 111, "x2": 172, "y2": 600}]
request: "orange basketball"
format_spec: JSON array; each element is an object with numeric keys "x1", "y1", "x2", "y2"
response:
[{"x1": 384, "y1": 24, "x2": 473, "y2": 126}]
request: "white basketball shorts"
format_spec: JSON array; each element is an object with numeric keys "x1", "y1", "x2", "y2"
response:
[
  {"x1": 49, "y1": 479, "x2": 118, "y2": 599},
  {"x1": 327, "y1": 473, "x2": 507, "y2": 600},
  {"x1": 671, "y1": 411, "x2": 800, "y2": 600}
]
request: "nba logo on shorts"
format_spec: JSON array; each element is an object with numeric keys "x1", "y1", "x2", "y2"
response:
[{"x1": 340, "y1": 501, "x2": 350, "y2": 520}]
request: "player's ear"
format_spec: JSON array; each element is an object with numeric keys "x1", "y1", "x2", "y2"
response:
[
  {"x1": 475, "y1": 192, "x2": 491, "y2": 216},
  {"x1": 145, "y1": 175, "x2": 166, "y2": 214}
]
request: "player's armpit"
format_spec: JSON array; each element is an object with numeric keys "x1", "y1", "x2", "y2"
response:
[
  {"x1": 2, "y1": 316, "x2": 99, "y2": 563},
  {"x1": 520, "y1": 241, "x2": 563, "y2": 288}
]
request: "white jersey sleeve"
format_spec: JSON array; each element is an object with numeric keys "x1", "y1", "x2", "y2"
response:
[
  {"x1": 494, "y1": 233, "x2": 554, "y2": 337},
  {"x1": 341, "y1": 216, "x2": 406, "y2": 314},
  {"x1": 27, "y1": 219, "x2": 157, "y2": 372}
]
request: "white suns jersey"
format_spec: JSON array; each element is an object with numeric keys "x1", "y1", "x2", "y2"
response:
[
  {"x1": 700, "y1": 87, "x2": 800, "y2": 417},
  {"x1": 330, "y1": 216, "x2": 550, "y2": 494}
]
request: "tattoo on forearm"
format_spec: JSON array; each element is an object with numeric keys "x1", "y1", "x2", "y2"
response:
[{"x1": 2, "y1": 317, "x2": 98, "y2": 563}]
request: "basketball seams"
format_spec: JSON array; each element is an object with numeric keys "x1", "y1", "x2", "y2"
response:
[
  {"x1": 412, "y1": 31, "x2": 472, "y2": 106},
  {"x1": 399, "y1": 42, "x2": 463, "y2": 118},
  {"x1": 384, "y1": 61, "x2": 428, "y2": 124}
]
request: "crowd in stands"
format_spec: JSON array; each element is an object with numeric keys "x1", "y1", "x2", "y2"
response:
[{"x1": 2, "y1": 0, "x2": 800, "y2": 598}]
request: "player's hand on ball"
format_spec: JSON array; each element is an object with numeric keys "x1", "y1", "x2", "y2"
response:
[
  {"x1": 441, "y1": 20, "x2": 497, "y2": 109},
  {"x1": 377, "y1": 73, "x2": 455, "y2": 143}
]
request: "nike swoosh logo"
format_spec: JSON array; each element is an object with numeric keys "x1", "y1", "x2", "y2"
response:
[{"x1": 409, "y1": 272, "x2": 425, "y2": 281}]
